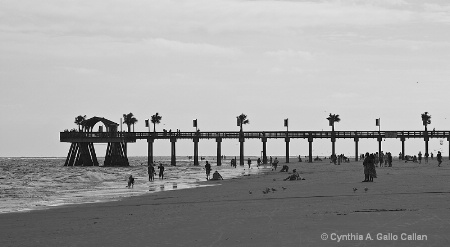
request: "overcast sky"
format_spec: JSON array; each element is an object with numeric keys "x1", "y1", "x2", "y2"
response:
[{"x1": 1, "y1": 0, "x2": 450, "y2": 157}]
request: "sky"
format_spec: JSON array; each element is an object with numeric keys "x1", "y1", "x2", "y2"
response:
[{"x1": 1, "y1": 0, "x2": 450, "y2": 158}]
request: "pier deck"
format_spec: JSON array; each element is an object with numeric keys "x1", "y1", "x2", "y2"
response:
[{"x1": 60, "y1": 130, "x2": 450, "y2": 166}]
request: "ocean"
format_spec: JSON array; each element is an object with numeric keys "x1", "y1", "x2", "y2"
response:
[{"x1": 0, "y1": 156, "x2": 268, "y2": 214}]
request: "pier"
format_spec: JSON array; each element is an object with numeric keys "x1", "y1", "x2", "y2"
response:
[{"x1": 61, "y1": 123, "x2": 450, "y2": 166}]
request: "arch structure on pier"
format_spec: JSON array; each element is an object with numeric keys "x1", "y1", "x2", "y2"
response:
[{"x1": 64, "y1": 117, "x2": 130, "y2": 167}]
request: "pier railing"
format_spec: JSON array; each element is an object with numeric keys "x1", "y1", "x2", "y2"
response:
[{"x1": 60, "y1": 130, "x2": 450, "y2": 143}]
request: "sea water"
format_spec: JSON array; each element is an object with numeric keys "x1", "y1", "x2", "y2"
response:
[{"x1": 0, "y1": 156, "x2": 266, "y2": 214}]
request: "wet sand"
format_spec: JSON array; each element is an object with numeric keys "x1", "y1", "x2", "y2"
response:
[{"x1": 1, "y1": 158, "x2": 449, "y2": 247}]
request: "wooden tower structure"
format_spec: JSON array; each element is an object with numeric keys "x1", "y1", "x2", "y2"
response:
[{"x1": 63, "y1": 117, "x2": 130, "y2": 167}]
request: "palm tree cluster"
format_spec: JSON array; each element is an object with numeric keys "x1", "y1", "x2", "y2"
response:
[
  {"x1": 72, "y1": 112, "x2": 437, "y2": 135},
  {"x1": 123, "y1": 113, "x2": 138, "y2": 132}
]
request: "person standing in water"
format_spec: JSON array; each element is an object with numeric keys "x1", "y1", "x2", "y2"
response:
[
  {"x1": 148, "y1": 164, "x2": 155, "y2": 181},
  {"x1": 158, "y1": 163, "x2": 165, "y2": 180},
  {"x1": 247, "y1": 158, "x2": 252, "y2": 169},
  {"x1": 205, "y1": 161, "x2": 212, "y2": 180},
  {"x1": 127, "y1": 175, "x2": 135, "y2": 188}
]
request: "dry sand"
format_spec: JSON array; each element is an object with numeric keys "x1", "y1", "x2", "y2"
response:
[{"x1": 1, "y1": 158, "x2": 449, "y2": 247}]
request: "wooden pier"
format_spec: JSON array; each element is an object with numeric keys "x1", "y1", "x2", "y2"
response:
[{"x1": 61, "y1": 128, "x2": 450, "y2": 166}]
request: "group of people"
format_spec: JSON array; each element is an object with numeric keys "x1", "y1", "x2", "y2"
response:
[
  {"x1": 229, "y1": 156, "x2": 279, "y2": 170},
  {"x1": 362, "y1": 152, "x2": 377, "y2": 182},
  {"x1": 147, "y1": 163, "x2": 165, "y2": 181},
  {"x1": 404, "y1": 151, "x2": 443, "y2": 166},
  {"x1": 330, "y1": 154, "x2": 350, "y2": 165},
  {"x1": 377, "y1": 151, "x2": 393, "y2": 167}
]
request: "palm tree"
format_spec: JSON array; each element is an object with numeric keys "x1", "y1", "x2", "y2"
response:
[
  {"x1": 421, "y1": 111, "x2": 431, "y2": 157},
  {"x1": 326, "y1": 113, "x2": 341, "y2": 132},
  {"x1": 421, "y1": 112, "x2": 431, "y2": 131},
  {"x1": 237, "y1": 113, "x2": 250, "y2": 132},
  {"x1": 236, "y1": 113, "x2": 249, "y2": 166},
  {"x1": 326, "y1": 113, "x2": 341, "y2": 157},
  {"x1": 123, "y1": 113, "x2": 138, "y2": 132},
  {"x1": 74, "y1": 115, "x2": 86, "y2": 131},
  {"x1": 151, "y1": 113, "x2": 162, "y2": 132}
]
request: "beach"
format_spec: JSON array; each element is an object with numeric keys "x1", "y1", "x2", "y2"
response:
[{"x1": 1, "y1": 158, "x2": 449, "y2": 246}]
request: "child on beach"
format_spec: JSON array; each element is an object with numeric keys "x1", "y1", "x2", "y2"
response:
[
  {"x1": 127, "y1": 175, "x2": 135, "y2": 188},
  {"x1": 205, "y1": 161, "x2": 211, "y2": 180}
]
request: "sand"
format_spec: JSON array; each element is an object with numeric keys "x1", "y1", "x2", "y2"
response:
[{"x1": 1, "y1": 158, "x2": 449, "y2": 247}]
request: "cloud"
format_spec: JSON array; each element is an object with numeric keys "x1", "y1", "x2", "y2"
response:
[
  {"x1": 146, "y1": 38, "x2": 241, "y2": 58},
  {"x1": 0, "y1": 0, "x2": 423, "y2": 39},
  {"x1": 265, "y1": 49, "x2": 313, "y2": 60},
  {"x1": 56, "y1": 66, "x2": 101, "y2": 75}
]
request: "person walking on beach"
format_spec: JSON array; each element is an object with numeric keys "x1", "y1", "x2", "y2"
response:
[
  {"x1": 388, "y1": 152, "x2": 393, "y2": 167},
  {"x1": 205, "y1": 161, "x2": 212, "y2": 180},
  {"x1": 270, "y1": 156, "x2": 273, "y2": 167},
  {"x1": 362, "y1": 153, "x2": 370, "y2": 182},
  {"x1": 158, "y1": 163, "x2": 165, "y2": 179},
  {"x1": 272, "y1": 157, "x2": 279, "y2": 171},
  {"x1": 257, "y1": 158, "x2": 261, "y2": 168},
  {"x1": 437, "y1": 151, "x2": 442, "y2": 167},
  {"x1": 247, "y1": 158, "x2": 252, "y2": 169},
  {"x1": 418, "y1": 151, "x2": 422, "y2": 164},
  {"x1": 148, "y1": 164, "x2": 155, "y2": 181}
]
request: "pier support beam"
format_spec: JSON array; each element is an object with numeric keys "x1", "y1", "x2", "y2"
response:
[
  {"x1": 378, "y1": 137, "x2": 382, "y2": 161},
  {"x1": 448, "y1": 137, "x2": 450, "y2": 160},
  {"x1": 89, "y1": 143, "x2": 99, "y2": 166},
  {"x1": 401, "y1": 137, "x2": 405, "y2": 160},
  {"x1": 239, "y1": 137, "x2": 245, "y2": 166},
  {"x1": 262, "y1": 137, "x2": 267, "y2": 164},
  {"x1": 285, "y1": 137, "x2": 290, "y2": 163},
  {"x1": 171, "y1": 138, "x2": 177, "y2": 166},
  {"x1": 216, "y1": 137, "x2": 222, "y2": 166},
  {"x1": 354, "y1": 137, "x2": 359, "y2": 161},
  {"x1": 104, "y1": 142, "x2": 129, "y2": 166},
  {"x1": 331, "y1": 137, "x2": 336, "y2": 157},
  {"x1": 193, "y1": 137, "x2": 199, "y2": 166},
  {"x1": 147, "y1": 138, "x2": 154, "y2": 166},
  {"x1": 424, "y1": 133, "x2": 429, "y2": 159},
  {"x1": 308, "y1": 137, "x2": 313, "y2": 163}
]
